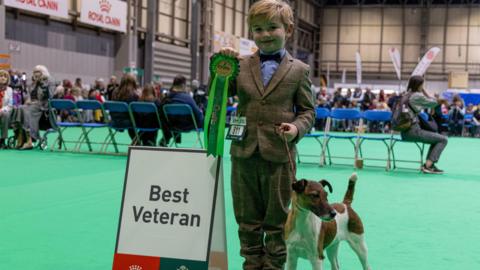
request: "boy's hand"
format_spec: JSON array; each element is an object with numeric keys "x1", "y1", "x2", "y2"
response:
[
  {"x1": 278, "y1": 123, "x2": 298, "y2": 142},
  {"x1": 218, "y1": 47, "x2": 242, "y2": 60}
]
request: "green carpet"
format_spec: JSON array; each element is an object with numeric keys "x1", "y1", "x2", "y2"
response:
[{"x1": 1, "y1": 129, "x2": 480, "y2": 269}]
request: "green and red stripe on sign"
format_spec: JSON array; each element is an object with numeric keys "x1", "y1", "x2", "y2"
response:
[
  {"x1": 113, "y1": 253, "x2": 209, "y2": 270},
  {"x1": 204, "y1": 54, "x2": 239, "y2": 157}
]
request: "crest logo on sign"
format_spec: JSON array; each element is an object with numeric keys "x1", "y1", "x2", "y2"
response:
[
  {"x1": 129, "y1": 265, "x2": 142, "y2": 270},
  {"x1": 99, "y1": 0, "x2": 112, "y2": 13},
  {"x1": 177, "y1": 266, "x2": 189, "y2": 270}
]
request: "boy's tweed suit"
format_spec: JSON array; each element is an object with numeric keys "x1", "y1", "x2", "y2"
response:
[{"x1": 230, "y1": 51, "x2": 315, "y2": 270}]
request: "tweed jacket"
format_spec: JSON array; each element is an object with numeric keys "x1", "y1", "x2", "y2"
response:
[{"x1": 230, "y1": 51, "x2": 315, "y2": 163}]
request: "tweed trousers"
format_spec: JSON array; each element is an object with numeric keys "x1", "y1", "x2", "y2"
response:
[{"x1": 231, "y1": 152, "x2": 295, "y2": 270}]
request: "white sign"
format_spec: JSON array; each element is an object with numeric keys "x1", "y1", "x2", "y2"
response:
[
  {"x1": 80, "y1": 0, "x2": 127, "y2": 33},
  {"x1": 114, "y1": 148, "x2": 221, "y2": 269},
  {"x1": 389, "y1": 47, "x2": 402, "y2": 80},
  {"x1": 355, "y1": 52, "x2": 362, "y2": 85},
  {"x1": 4, "y1": 0, "x2": 68, "y2": 19},
  {"x1": 411, "y1": 47, "x2": 441, "y2": 76}
]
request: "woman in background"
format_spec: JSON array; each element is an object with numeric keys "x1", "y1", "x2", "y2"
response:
[{"x1": 401, "y1": 75, "x2": 448, "y2": 174}]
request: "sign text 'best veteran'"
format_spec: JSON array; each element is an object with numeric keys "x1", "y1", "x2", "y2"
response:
[{"x1": 132, "y1": 185, "x2": 200, "y2": 227}]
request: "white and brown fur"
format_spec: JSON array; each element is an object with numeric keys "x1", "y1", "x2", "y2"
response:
[{"x1": 285, "y1": 173, "x2": 371, "y2": 270}]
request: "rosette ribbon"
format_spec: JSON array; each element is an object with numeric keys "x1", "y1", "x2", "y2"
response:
[{"x1": 204, "y1": 54, "x2": 239, "y2": 157}]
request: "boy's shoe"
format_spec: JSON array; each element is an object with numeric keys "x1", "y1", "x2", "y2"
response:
[{"x1": 421, "y1": 164, "x2": 441, "y2": 174}]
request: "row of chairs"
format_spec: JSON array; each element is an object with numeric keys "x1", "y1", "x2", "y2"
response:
[
  {"x1": 48, "y1": 99, "x2": 203, "y2": 154},
  {"x1": 300, "y1": 108, "x2": 425, "y2": 170}
]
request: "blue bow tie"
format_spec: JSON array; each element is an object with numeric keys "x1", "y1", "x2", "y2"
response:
[{"x1": 260, "y1": 53, "x2": 282, "y2": 63}]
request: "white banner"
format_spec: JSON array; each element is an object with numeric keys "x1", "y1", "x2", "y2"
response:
[
  {"x1": 80, "y1": 0, "x2": 127, "y2": 33},
  {"x1": 326, "y1": 62, "x2": 330, "y2": 88},
  {"x1": 4, "y1": 0, "x2": 68, "y2": 18},
  {"x1": 411, "y1": 47, "x2": 441, "y2": 77},
  {"x1": 389, "y1": 47, "x2": 402, "y2": 80},
  {"x1": 341, "y1": 68, "x2": 347, "y2": 84},
  {"x1": 355, "y1": 52, "x2": 362, "y2": 85}
]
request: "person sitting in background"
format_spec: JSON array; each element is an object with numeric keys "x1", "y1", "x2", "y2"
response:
[
  {"x1": 361, "y1": 88, "x2": 375, "y2": 111},
  {"x1": 19, "y1": 65, "x2": 54, "y2": 150},
  {"x1": 466, "y1": 103, "x2": 475, "y2": 114},
  {"x1": 470, "y1": 103, "x2": 480, "y2": 137},
  {"x1": 111, "y1": 74, "x2": 139, "y2": 144},
  {"x1": 191, "y1": 79, "x2": 207, "y2": 114},
  {"x1": 0, "y1": 70, "x2": 13, "y2": 149},
  {"x1": 431, "y1": 98, "x2": 449, "y2": 134},
  {"x1": 52, "y1": 85, "x2": 65, "y2": 99},
  {"x1": 401, "y1": 75, "x2": 447, "y2": 174},
  {"x1": 106, "y1": 76, "x2": 119, "y2": 101},
  {"x1": 378, "y1": 89, "x2": 386, "y2": 103},
  {"x1": 136, "y1": 84, "x2": 162, "y2": 146},
  {"x1": 315, "y1": 87, "x2": 331, "y2": 109},
  {"x1": 448, "y1": 95, "x2": 465, "y2": 136},
  {"x1": 71, "y1": 87, "x2": 84, "y2": 102},
  {"x1": 153, "y1": 80, "x2": 164, "y2": 101},
  {"x1": 352, "y1": 87, "x2": 363, "y2": 103},
  {"x1": 93, "y1": 78, "x2": 107, "y2": 99},
  {"x1": 159, "y1": 75, "x2": 203, "y2": 146}
]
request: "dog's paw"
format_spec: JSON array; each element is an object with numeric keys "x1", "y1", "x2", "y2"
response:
[{"x1": 349, "y1": 172, "x2": 358, "y2": 182}]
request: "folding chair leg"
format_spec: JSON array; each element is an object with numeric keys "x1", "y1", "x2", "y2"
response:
[
  {"x1": 100, "y1": 129, "x2": 118, "y2": 153},
  {"x1": 196, "y1": 132, "x2": 204, "y2": 148},
  {"x1": 383, "y1": 140, "x2": 391, "y2": 171},
  {"x1": 108, "y1": 129, "x2": 119, "y2": 153},
  {"x1": 80, "y1": 127, "x2": 93, "y2": 152},
  {"x1": 52, "y1": 127, "x2": 68, "y2": 151}
]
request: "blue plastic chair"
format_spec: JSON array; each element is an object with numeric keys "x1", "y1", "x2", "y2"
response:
[
  {"x1": 298, "y1": 107, "x2": 330, "y2": 164},
  {"x1": 358, "y1": 110, "x2": 393, "y2": 170},
  {"x1": 76, "y1": 100, "x2": 117, "y2": 153},
  {"x1": 321, "y1": 109, "x2": 363, "y2": 166},
  {"x1": 463, "y1": 114, "x2": 473, "y2": 136},
  {"x1": 163, "y1": 104, "x2": 203, "y2": 148},
  {"x1": 129, "y1": 102, "x2": 164, "y2": 146},
  {"x1": 49, "y1": 99, "x2": 83, "y2": 151},
  {"x1": 103, "y1": 101, "x2": 135, "y2": 152}
]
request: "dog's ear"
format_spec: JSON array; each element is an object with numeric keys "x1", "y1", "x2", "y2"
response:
[
  {"x1": 292, "y1": 179, "x2": 307, "y2": 193},
  {"x1": 319, "y1": 179, "x2": 333, "y2": 193}
]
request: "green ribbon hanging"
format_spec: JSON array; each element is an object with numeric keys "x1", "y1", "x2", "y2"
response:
[{"x1": 204, "y1": 54, "x2": 239, "y2": 157}]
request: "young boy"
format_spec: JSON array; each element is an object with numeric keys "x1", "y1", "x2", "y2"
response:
[{"x1": 219, "y1": 1, "x2": 315, "y2": 269}]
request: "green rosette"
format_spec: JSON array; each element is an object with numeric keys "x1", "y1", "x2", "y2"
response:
[{"x1": 204, "y1": 54, "x2": 239, "y2": 157}]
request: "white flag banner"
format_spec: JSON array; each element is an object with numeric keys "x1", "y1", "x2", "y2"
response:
[
  {"x1": 389, "y1": 47, "x2": 402, "y2": 80},
  {"x1": 342, "y1": 69, "x2": 347, "y2": 84},
  {"x1": 326, "y1": 62, "x2": 330, "y2": 88},
  {"x1": 355, "y1": 52, "x2": 362, "y2": 85},
  {"x1": 411, "y1": 47, "x2": 441, "y2": 76}
]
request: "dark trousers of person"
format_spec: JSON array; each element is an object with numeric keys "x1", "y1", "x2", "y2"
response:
[
  {"x1": 139, "y1": 131, "x2": 158, "y2": 146},
  {"x1": 449, "y1": 121, "x2": 463, "y2": 136},
  {"x1": 231, "y1": 152, "x2": 294, "y2": 270},
  {"x1": 402, "y1": 123, "x2": 448, "y2": 163}
]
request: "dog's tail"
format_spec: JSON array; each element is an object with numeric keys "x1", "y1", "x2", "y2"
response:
[{"x1": 343, "y1": 173, "x2": 357, "y2": 205}]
